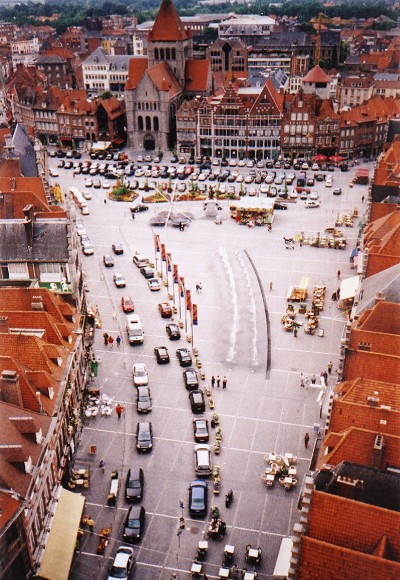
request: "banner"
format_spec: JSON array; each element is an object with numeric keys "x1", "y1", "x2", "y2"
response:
[
  {"x1": 192, "y1": 304, "x2": 198, "y2": 325},
  {"x1": 154, "y1": 234, "x2": 160, "y2": 253},
  {"x1": 186, "y1": 289, "x2": 191, "y2": 311},
  {"x1": 167, "y1": 253, "x2": 172, "y2": 272},
  {"x1": 161, "y1": 243, "x2": 166, "y2": 261},
  {"x1": 173, "y1": 264, "x2": 179, "y2": 284},
  {"x1": 179, "y1": 276, "x2": 185, "y2": 297}
]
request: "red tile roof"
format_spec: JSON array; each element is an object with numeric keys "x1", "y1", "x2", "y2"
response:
[
  {"x1": 185, "y1": 59, "x2": 210, "y2": 92},
  {"x1": 125, "y1": 58, "x2": 148, "y2": 90},
  {"x1": 147, "y1": 62, "x2": 182, "y2": 97},
  {"x1": 148, "y1": 0, "x2": 191, "y2": 42},
  {"x1": 303, "y1": 65, "x2": 331, "y2": 84}
]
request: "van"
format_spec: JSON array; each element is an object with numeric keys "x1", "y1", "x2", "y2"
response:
[
  {"x1": 194, "y1": 444, "x2": 212, "y2": 476},
  {"x1": 126, "y1": 314, "x2": 144, "y2": 345}
]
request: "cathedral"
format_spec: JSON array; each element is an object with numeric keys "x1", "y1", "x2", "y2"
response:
[{"x1": 125, "y1": 0, "x2": 212, "y2": 152}]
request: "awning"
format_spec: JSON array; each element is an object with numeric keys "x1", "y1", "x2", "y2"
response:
[
  {"x1": 299, "y1": 276, "x2": 310, "y2": 291},
  {"x1": 273, "y1": 537, "x2": 293, "y2": 577},
  {"x1": 340, "y1": 275, "x2": 360, "y2": 301},
  {"x1": 37, "y1": 489, "x2": 85, "y2": 580},
  {"x1": 90, "y1": 141, "x2": 111, "y2": 151},
  {"x1": 112, "y1": 137, "x2": 125, "y2": 145}
]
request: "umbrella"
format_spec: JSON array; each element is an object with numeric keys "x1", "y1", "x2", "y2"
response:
[
  {"x1": 329, "y1": 154, "x2": 344, "y2": 162},
  {"x1": 313, "y1": 154, "x2": 327, "y2": 162}
]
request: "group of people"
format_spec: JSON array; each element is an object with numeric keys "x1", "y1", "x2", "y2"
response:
[
  {"x1": 300, "y1": 362, "x2": 333, "y2": 389},
  {"x1": 211, "y1": 375, "x2": 228, "y2": 389},
  {"x1": 102, "y1": 332, "x2": 121, "y2": 348}
]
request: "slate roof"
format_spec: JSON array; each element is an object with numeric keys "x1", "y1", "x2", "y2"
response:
[
  {"x1": 10, "y1": 123, "x2": 38, "y2": 178},
  {"x1": 0, "y1": 220, "x2": 69, "y2": 261},
  {"x1": 355, "y1": 264, "x2": 400, "y2": 314},
  {"x1": 148, "y1": 0, "x2": 191, "y2": 42},
  {"x1": 83, "y1": 46, "x2": 130, "y2": 71}
]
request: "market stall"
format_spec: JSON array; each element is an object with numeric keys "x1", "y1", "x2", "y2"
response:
[
  {"x1": 230, "y1": 198, "x2": 274, "y2": 226},
  {"x1": 338, "y1": 275, "x2": 360, "y2": 310}
]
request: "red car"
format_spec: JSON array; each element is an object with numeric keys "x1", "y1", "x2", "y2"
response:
[
  {"x1": 121, "y1": 295, "x2": 135, "y2": 313},
  {"x1": 158, "y1": 302, "x2": 173, "y2": 318}
]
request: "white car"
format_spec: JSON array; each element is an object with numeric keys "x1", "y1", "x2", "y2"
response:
[
  {"x1": 289, "y1": 190, "x2": 298, "y2": 199},
  {"x1": 238, "y1": 159, "x2": 246, "y2": 167},
  {"x1": 311, "y1": 163, "x2": 319, "y2": 171},
  {"x1": 81, "y1": 240, "x2": 94, "y2": 255},
  {"x1": 248, "y1": 187, "x2": 257, "y2": 197},
  {"x1": 81, "y1": 205, "x2": 90, "y2": 215},
  {"x1": 83, "y1": 191, "x2": 92, "y2": 200},
  {"x1": 49, "y1": 168, "x2": 59, "y2": 177},
  {"x1": 325, "y1": 179, "x2": 333, "y2": 188},
  {"x1": 137, "y1": 155, "x2": 143, "y2": 162},
  {"x1": 135, "y1": 169, "x2": 145, "y2": 177},
  {"x1": 212, "y1": 159, "x2": 220, "y2": 166},
  {"x1": 133, "y1": 363, "x2": 148, "y2": 386},
  {"x1": 84, "y1": 178, "x2": 93, "y2": 187},
  {"x1": 265, "y1": 174, "x2": 274, "y2": 184},
  {"x1": 244, "y1": 175, "x2": 253, "y2": 184},
  {"x1": 107, "y1": 546, "x2": 135, "y2": 580},
  {"x1": 246, "y1": 160, "x2": 255, "y2": 168},
  {"x1": 309, "y1": 191, "x2": 319, "y2": 200},
  {"x1": 236, "y1": 175, "x2": 244, "y2": 183},
  {"x1": 305, "y1": 200, "x2": 321, "y2": 208},
  {"x1": 228, "y1": 159, "x2": 237, "y2": 167},
  {"x1": 260, "y1": 184, "x2": 269, "y2": 194},
  {"x1": 102, "y1": 180, "x2": 110, "y2": 189},
  {"x1": 301, "y1": 162, "x2": 309, "y2": 170},
  {"x1": 198, "y1": 173, "x2": 207, "y2": 181},
  {"x1": 257, "y1": 160, "x2": 265, "y2": 168}
]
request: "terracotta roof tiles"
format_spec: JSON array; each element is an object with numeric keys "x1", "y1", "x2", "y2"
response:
[
  {"x1": 125, "y1": 58, "x2": 148, "y2": 91},
  {"x1": 185, "y1": 59, "x2": 210, "y2": 92},
  {"x1": 147, "y1": 62, "x2": 181, "y2": 97},
  {"x1": 303, "y1": 65, "x2": 332, "y2": 84},
  {"x1": 148, "y1": 0, "x2": 191, "y2": 42}
]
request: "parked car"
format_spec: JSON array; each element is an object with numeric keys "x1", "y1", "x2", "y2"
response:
[
  {"x1": 309, "y1": 191, "x2": 319, "y2": 200},
  {"x1": 189, "y1": 390, "x2": 205, "y2": 413},
  {"x1": 81, "y1": 240, "x2": 94, "y2": 255},
  {"x1": 274, "y1": 202, "x2": 288, "y2": 210},
  {"x1": 333, "y1": 187, "x2": 342, "y2": 196},
  {"x1": 107, "y1": 546, "x2": 135, "y2": 580},
  {"x1": 113, "y1": 274, "x2": 126, "y2": 288},
  {"x1": 112, "y1": 244, "x2": 124, "y2": 255},
  {"x1": 133, "y1": 363, "x2": 148, "y2": 386},
  {"x1": 158, "y1": 302, "x2": 173, "y2": 318},
  {"x1": 183, "y1": 367, "x2": 199, "y2": 390},
  {"x1": 148, "y1": 278, "x2": 161, "y2": 291},
  {"x1": 140, "y1": 267, "x2": 155, "y2": 279},
  {"x1": 125, "y1": 467, "x2": 144, "y2": 502},
  {"x1": 136, "y1": 386, "x2": 152, "y2": 413},
  {"x1": 121, "y1": 295, "x2": 135, "y2": 313},
  {"x1": 103, "y1": 255, "x2": 114, "y2": 267},
  {"x1": 49, "y1": 168, "x2": 59, "y2": 177},
  {"x1": 130, "y1": 204, "x2": 149, "y2": 213},
  {"x1": 136, "y1": 421, "x2": 153, "y2": 452},
  {"x1": 176, "y1": 348, "x2": 192, "y2": 367},
  {"x1": 166, "y1": 323, "x2": 181, "y2": 340},
  {"x1": 83, "y1": 191, "x2": 92, "y2": 200},
  {"x1": 193, "y1": 418, "x2": 209, "y2": 443},
  {"x1": 123, "y1": 505, "x2": 146, "y2": 543},
  {"x1": 154, "y1": 346, "x2": 170, "y2": 364},
  {"x1": 304, "y1": 200, "x2": 321, "y2": 208},
  {"x1": 188, "y1": 479, "x2": 208, "y2": 517},
  {"x1": 93, "y1": 179, "x2": 101, "y2": 188},
  {"x1": 132, "y1": 253, "x2": 148, "y2": 268},
  {"x1": 194, "y1": 444, "x2": 212, "y2": 476}
]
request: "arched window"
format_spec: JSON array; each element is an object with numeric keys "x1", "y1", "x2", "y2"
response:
[
  {"x1": 86, "y1": 132, "x2": 91, "y2": 140},
  {"x1": 166, "y1": 48, "x2": 170, "y2": 60},
  {"x1": 153, "y1": 117, "x2": 159, "y2": 131},
  {"x1": 172, "y1": 48, "x2": 176, "y2": 59},
  {"x1": 160, "y1": 48, "x2": 164, "y2": 60},
  {"x1": 146, "y1": 116, "x2": 151, "y2": 131},
  {"x1": 154, "y1": 48, "x2": 159, "y2": 60},
  {"x1": 138, "y1": 116, "x2": 143, "y2": 131}
]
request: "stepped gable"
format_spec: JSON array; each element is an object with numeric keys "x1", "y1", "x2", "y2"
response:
[{"x1": 148, "y1": 0, "x2": 192, "y2": 42}]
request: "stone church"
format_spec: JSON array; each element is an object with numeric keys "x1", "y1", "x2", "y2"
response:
[{"x1": 125, "y1": 0, "x2": 212, "y2": 152}]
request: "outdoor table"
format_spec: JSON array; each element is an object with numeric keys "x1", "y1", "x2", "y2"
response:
[
  {"x1": 288, "y1": 466, "x2": 297, "y2": 476},
  {"x1": 248, "y1": 548, "x2": 259, "y2": 559},
  {"x1": 198, "y1": 541, "x2": 208, "y2": 550},
  {"x1": 191, "y1": 562, "x2": 202, "y2": 574},
  {"x1": 218, "y1": 567, "x2": 230, "y2": 578},
  {"x1": 224, "y1": 544, "x2": 235, "y2": 554},
  {"x1": 265, "y1": 474, "x2": 275, "y2": 486}
]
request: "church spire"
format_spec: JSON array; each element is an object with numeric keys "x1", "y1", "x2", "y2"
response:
[{"x1": 148, "y1": 0, "x2": 192, "y2": 42}]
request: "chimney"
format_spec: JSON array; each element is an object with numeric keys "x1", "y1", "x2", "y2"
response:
[
  {"x1": 1, "y1": 370, "x2": 23, "y2": 406},
  {"x1": 372, "y1": 434, "x2": 384, "y2": 469},
  {"x1": 10, "y1": 177, "x2": 16, "y2": 191},
  {"x1": 22, "y1": 204, "x2": 35, "y2": 249},
  {"x1": 31, "y1": 296, "x2": 44, "y2": 311},
  {"x1": 375, "y1": 291, "x2": 385, "y2": 304},
  {"x1": 0, "y1": 316, "x2": 9, "y2": 333},
  {"x1": 336, "y1": 475, "x2": 364, "y2": 499}
]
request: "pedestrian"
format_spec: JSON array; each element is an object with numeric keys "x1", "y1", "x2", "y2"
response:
[
  {"x1": 311, "y1": 374, "x2": 316, "y2": 385},
  {"x1": 293, "y1": 327, "x2": 298, "y2": 337},
  {"x1": 305, "y1": 375, "x2": 310, "y2": 390},
  {"x1": 327, "y1": 361, "x2": 333, "y2": 374},
  {"x1": 323, "y1": 370, "x2": 328, "y2": 384},
  {"x1": 299, "y1": 238, "x2": 303, "y2": 247},
  {"x1": 211, "y1": 375, "x2": 215, "y2": 389},
  {"x1": 95, "y1": 304, "x2": 100, "y2": 316},
  {"x1": 361, "y1": 195, "x2": 365, "y2": 203},
  {"x1": 116, "y1": 335, "x2": 121, "y2": 347},
  {"x1": 300, "y1": 372, "x2": 305, "y2": 388},
  {"x1": 112, "y1": 310, "x2": 117, "y2": 320},
  {"x1": 103, "y1": 332, "x2": 109, "y2": 346},
  {"x1": 99, "y1": 459, "x2": 105, "y2": 473},
  {"x1": 337, "y1": 270, "x2": 341, "y2": 280},
  {"x1": 104, "y1": 198, "x2": 107, "y2": 204},
  {"x1": 131, "y1": 212, "x2": 135, "y2": 220},
  {"x1": 108, "y1": 335, "x2": 114, "y2": 349},
  {"x1": 116, "y1": 403, "x2": 124, "y2": 419},
  {"x1": 87, "y1": 517, "x2": 94, "y2": 532},
  {"x1": 216, "y1": 375, "x2": 221, "y2": 388},
  {"x1": 304, "y1": 433, "x2": 310, "y2": 449},
  {"x1": 222, "y1": 376, "x2": 227, "y2": 389},
  {"x1": 269, "y1": 281, "x2": 273, "y2": 291},
  {"x1": 268, "y1": 223, "x2": 272, "y2": 232}
]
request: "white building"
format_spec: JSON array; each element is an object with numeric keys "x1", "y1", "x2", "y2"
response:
[
  {"x1": 82, "y1": 47, "x2": 131, "y2": 95},
  {"x1": 218, "y1": 15, "x2": 275, "y2": 38},
  {"x1": 11, "y1": 37, "x2": 39, "y2": 69}
]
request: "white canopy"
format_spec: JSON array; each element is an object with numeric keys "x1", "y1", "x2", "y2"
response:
[
  {"x1": 340, "y1": 275, "x2": 360, "y2": 301},
  {"x1": 273, "y1": 537, "x2": 293, "y2": 577}
]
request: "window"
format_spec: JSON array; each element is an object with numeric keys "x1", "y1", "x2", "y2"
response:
[
  {"x1": 153, "y1": 117, "x2": 159, "y2": 131},
  {"x1": 8, "y1": 263, "x2": 28, "y2": 280},
  {"x1": 138, "y1": 116, "x2": 143, "y2": 131},
  {"x1": 145, "y1": 116, "x2": 151, "y2": 131}
]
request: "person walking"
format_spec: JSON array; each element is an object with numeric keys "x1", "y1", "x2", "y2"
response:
[
  {"x1": 361, "y1": 195, "x2": 365, "y2": 203},
  {"x1": 87, "y1": 517, "x2": 94, "y2": 532},
  {"x1": 222, "y1": 376, "x2": 227, "y2": 389},
  {"x1": 327, "y1": 361, "x2": 333, "y2": 374},
  {"x1": 211, "y1": 375, "x2": 215, "y2": 389},
  {"x1": 103, "y1": 332, "x2": 109, "y2": 346},
  {"x1": 337, "y1": 270, "x2": 341, "y2": 280},
  {"x1": 99, "y1": 460, "x2": 105, "y2": 473},
  {"x1": 108, "y1": 335, "x2": 114, "y2": 349},
  {"x1": 311, "y1": 374, "x2": 316, "y2": 385},
  {"x1": 116, "y1": 403, "x2": 124, "y2": 419},
  {"x1": 116, "y1": 335, "x2": 121, "y2": 348},
  {"x1": 216, "y1": 376, "x2": 221, "y2": 388},
  {"x1": 269, "y1": 281, "x2": 273, "y2": 291},
  {"x1": 304, "y1": 433, "x2": 310, "y2": 449},
  {"x1": 300, "y1": 373, "x2": 305, "y2": 388}
]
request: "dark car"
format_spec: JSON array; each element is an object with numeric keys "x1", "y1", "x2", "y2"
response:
[
  {"x1": 189, "y1": 390, "x2": 205, "y2": 413},
  {"x1": 177, "y1": 348, "x2": 192, "y2": 367},
  {"x1": 123, "y1": 505, "x2": 146, "y2": 543},
  {"x1": 136, "y1": 386, "x2": 152, "y2": 413},
  {"x1": 103, "y1": 255, "x2": 114, "y2": 267},
  {"x1": 166, "y1": 323, "x2": 181, "y2": 340},
  {"x1": 193, "y1": 418, "x2": 209, "y2": 443},
  {"x1": 333, "y1": 188, "x2": 342, "y2": 196},
  {"x1": 158, "y1": 302, "x2": 173, "y2": 318},
  {"x1": 154, "y1": 346, "x2": 170, "y2": 364},
  {"x1": 274, "y1": 202, "x2": 288, "y2": 210},
  {"x1": 125, "y1": 467, "x2": 144, "y2": 502},
  {"x1": 130, "y1": 204, "x2": 149, "y2": 213},
  {"x1": 140, "y1": 267, "x2": 155, "y2": 279},
  {"x1": 121, "y1": 295, "x2": 135, "y2": 313},
  {"x1": 112, "y1": 244, "x2": 124, "y2": 255},
  {"x1": 136, "y1": 421, "x2": 153, "y2": 452},
  {"x1": 188, "y1": 479, "x2": 208, "y2": 517},
  {"x1": 56, "y1": 150, "x2": 66, "y2": 158},
  {"x1": 183, "y1": 367, "x2": 199, "y2": 390}
]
